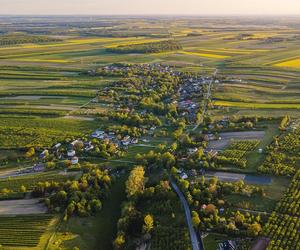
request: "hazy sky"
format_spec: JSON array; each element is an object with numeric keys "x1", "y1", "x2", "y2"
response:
[{"x1": 0, "y1": 0, "x2": 300, "y2": 15}]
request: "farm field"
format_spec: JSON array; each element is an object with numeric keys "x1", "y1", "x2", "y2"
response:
[
  {"x1": 0, "y1": 15, "x2": 299, "y2": 250},
  {"x1": 0, "y1": 214, "x2": 56, "y2": 248}
]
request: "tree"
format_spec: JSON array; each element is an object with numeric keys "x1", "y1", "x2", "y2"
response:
[
  {"x1": 67, "y1": 202, "x2": 76, "y2": 216},
  {"x1": 191, "y1": 211, "x2": 201, "y2": 227},
  {"x1": 20, "y1": 185, "x2": 27, "y2": 193},
  {"x1": 126, "y1": 166, "x2": 145, "y2": 197},
  {"x1": 170, "y1": 142, "x2": 177, "y2": 152},
  {"x1": 279, "y1": 115, "x2": 289, "y2": 130},
  {"x1": 227, "y1": 222, "x2": 237, "y2": 231},
  {"x1": 89, "y1": 199, "x2": 102, "y2": 213},
  {"x1": 161, "y1": 152, "x2": 176, "y2": 168},
  {"x1": 113, "y1": 233, "x2": 125, "y2": 249},
  {"x1": 143, "y1": 214, "x2": 154, "y2": 233},
  {"x1": 25, "y1": 147, "x2": 35, "y2": 158},
  {"x1": 55, "y1": 190, "x2": 67, "y2": 205},
  {"x1": 205, "y1": 204, "x2": 216, "y2": 214},
  {"x1": 209, "y1": 177, "x2": 218, "y2": 186},
  {"x1": 247, "y1": 222, "x2": 262, "y2": 236},
  {"x1": 234, "y1": 211, "x2": 245, "y2": 226}
]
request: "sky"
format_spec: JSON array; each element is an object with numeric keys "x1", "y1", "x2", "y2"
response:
[{"x1": 0, "y1": 0, "x2": 300, "y2": 15}]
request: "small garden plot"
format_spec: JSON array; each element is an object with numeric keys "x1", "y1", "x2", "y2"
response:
[
  {"x1": 220, "y1": 149, "x2": 246, "y2": 159},
  {"x1": 229, "y1": 140, "x2": 260, "y2": 151},
  {"x1": 216, "y1": 140, "x2": 260, "y2": 169},
  {"x1": 258, "y1": 126, "x2": 300, "y2": 176},
  {"x1": 0, "y1": 214, "x2": 53, "y2": 247}
]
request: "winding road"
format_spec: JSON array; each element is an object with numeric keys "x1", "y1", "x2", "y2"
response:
[{"x1": 171, "y1": 180, "x2": 204, "y2": 250}]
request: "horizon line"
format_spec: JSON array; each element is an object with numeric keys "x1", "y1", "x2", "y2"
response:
[{"x1": 0, "y1": 13, "x2": 300, "y2": 17}]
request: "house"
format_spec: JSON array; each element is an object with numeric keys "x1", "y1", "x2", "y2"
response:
[
  {"x1": 53, "y1": 143, "x2": 62, "y2": 149},
  {"x1": 208, "y1": 124, "x2": 215, "y2": 130},
  {"x1": 84, "y1": 142, "x2": 94, "y2": 152},
  {"x1": 179, "y1": 172, "x2": 188, "y2": 180},
  {"x1": 33, "y1": 163, "x2": 45, "y2": 172},
  {"x1": 91, "y1": 130, "x2": 105, "y2": 138},
  {"x1": 122, "y1": 141, "x2": 130, "y2": 146},
  {"x1": 98, "y1": 134, "x2": 107, "y2": 139},
  {"x1": 67, "y1": 150, "x2": 76, "y2": 157},
  {"x1": 218, "y1": 240, "x2": 237, "y2": 250},
  {"x1": 201, "y1": 204, "x2": 207, "y2": 210},
  {"x1": 188, "y1": 148, "x2": 198, "y2": 155},
  {"x1": 123, "y1": 135, "x2": 131, "y2": 141},
  {"x1": 40, "y1": 150, "x2": 49, "y2": 159},
  {"x1": 71, "y1": 139, "x2": 80, "y2": 146},
  {"x1": 208, "y1": 150, "x2": 218, "y2": 158},
  {"x1": 122, "y1": 136, "x2": 131, "y2": 145},
  {"x1": 131, "y1": 138, "x2": 138, "y2": 144},
  {"x1": 71, "y1": 157, "x2": 79, "y2": 165}
]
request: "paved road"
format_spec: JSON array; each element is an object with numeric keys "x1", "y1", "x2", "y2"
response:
[
  {"x1": 171, "y1": 180, "x2": 203, "y2": 250},
  {"x1": 192, "y1": 69, "x2": 218, "y2": 131}
]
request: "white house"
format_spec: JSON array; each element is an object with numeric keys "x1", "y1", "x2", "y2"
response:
[
  {"x1": 179, "y1": 172, "x2": 188, "y2": 180},
  {"x1": 67, "y1": 150, "x2": 76, "y2": 157},
  {"x1": 188, "y1": 148, "x2": 198, "y2": 155},
  {"x1": 71, "y1": 157, "x2": 79, "y2": 165}
]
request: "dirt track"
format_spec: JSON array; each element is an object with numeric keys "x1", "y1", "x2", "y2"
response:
[{"x1": 0, "y1": 198, "x2": 47, "y2": 215}]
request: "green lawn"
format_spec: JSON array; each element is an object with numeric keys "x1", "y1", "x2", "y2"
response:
[
  {"x1": 49, "y1": 176, "x2": 126, "y2": 250},
  {"x1": 246, "y1": 122, "x2": 280, "y2": 171}
]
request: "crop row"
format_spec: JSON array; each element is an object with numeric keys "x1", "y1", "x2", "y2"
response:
[
  {"x1": 259, "y1": 126, "x2": 300, "y2": 175},
  {"x1": 0, "y1": 171, "x2": 73, "y2": 191},
  {"x1": 220, "y1": 149, "x2": 246, "y2": 159},
  {"x1": 264, "y1": 213, "x2": 300, "y2": 250},
  {"x1": 0, "y1": 126, "x2": 80, "y2": 148},
  {"x1": 229, "y1": 140, "x2": 260, "y2": 151},
  {"x1": 0, "y1": 214, "x2": 53, "y2": 247}
]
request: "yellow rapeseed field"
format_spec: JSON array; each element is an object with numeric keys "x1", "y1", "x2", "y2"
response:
[
  {"x1": 274, "y1": 58, "x2": 300, "y2": 69},
  {"x1": 104, "y1": 38, "x2": 167, "y2": 48},
  {"x1": 214, "y1": 100, "x2": 300, "y2": 109}
]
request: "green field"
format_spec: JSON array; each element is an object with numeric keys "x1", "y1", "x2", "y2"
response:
[
  {"x1": 0, "y1": 214, "x2": 55, "y2": 248},
  {"x1": 0, "y1": 15, "x2": 299, "y2": 250}
]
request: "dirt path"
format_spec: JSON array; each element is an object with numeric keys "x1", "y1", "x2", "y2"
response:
[{"x1": 0, "y1": 198, "x2": 47, "y2": 215}]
